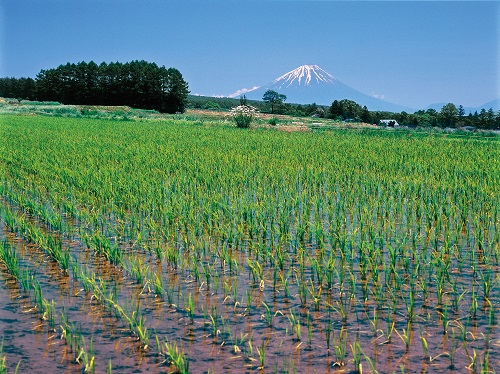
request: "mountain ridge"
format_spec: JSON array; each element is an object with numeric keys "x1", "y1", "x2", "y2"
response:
[
  {"x1": 231, "y1": 65, "x2": 415, "y2": 113},
  {"x1": 228, "y1": 65, "x2": 499, "y2": 113}
]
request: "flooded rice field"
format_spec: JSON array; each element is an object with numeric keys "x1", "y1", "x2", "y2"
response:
[{"x1": 1, "y1": 115, "x2": 499, "y2": 373}]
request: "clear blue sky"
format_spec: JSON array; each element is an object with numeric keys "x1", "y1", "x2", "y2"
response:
[{"x1": 1, "y1": 1, "x2": 498, "y2": 109}]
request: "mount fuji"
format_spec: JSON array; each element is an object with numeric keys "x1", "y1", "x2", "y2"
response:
[{"x1": 231, "y1": 65, "x2": 415, "y2": 113}]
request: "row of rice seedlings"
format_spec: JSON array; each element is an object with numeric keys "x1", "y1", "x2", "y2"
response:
[
  {"x1": 0, "y1": 240, "x2": 55, "y2": 323},
  {"x1": 0, "y1": 198, "x2": 156, "y2": 353},
  {"x1": 82, "y1": 231, "x2": 123, "y2": 266},
  {"x1": 1, "y1": 219, "x2": 165, "y2": 371},
  {"x1": 59, "y1": 312, "x2": 95, "y2": 373},
  {"x1": 0, "y1": 340, "x2": 5, "y2": 374},
  {"x1": 0, "y1": 204, "x2": 70, "y2": 272},
  {"x1": 0, "y1": 187, "x2": 65, "y2": 234},
  {"x1": 0, "y1": 247, "x2": 97, "y2": 373},
  {"x1": 0, "y1": 241, "x2": 95, "y2": 371},
  {"x1": 2, "y1": 184, "x2": 165, "y2": 302},
  {"x1": 73, "y1": 263, "x2": 151, "y2": 349}
]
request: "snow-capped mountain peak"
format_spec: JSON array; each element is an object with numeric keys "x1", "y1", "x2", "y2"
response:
[
  {"x1": 229, "y1": 64, "x2": 415, "y2": 112},
  {"x1": 273, "y1": 65, "x2": 336, "y2": 88}
]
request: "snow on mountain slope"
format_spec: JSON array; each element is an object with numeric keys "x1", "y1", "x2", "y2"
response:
[{"x1": 272, "y1": 65, "x2": 336, "y2": 87}]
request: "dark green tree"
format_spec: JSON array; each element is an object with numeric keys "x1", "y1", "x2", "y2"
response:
[
  {"x1": 328, "y1": 100, "x2": 342, "y2": 120},
  {"x1": 240, "y1": 95, "x2": 248, "y2": 106},
  {"x1": 262, "y1": 90, "x2": 286, "y2": 114},
  {"x1": 477, "y1": 108, "x2": 496, "y2": 129},
  {"x1": 495, "y1": 110, "x2": 500, "y2": 129},
  {"x1": 360, "y1": 105, "x2": 371, "y2": 123},
  {"x1": 330, "y1": 99, "x2": 362, "y2": 120},
  {"x1": 160, "y1": 67, "x2": 190, "y2": 113},
  {"x1": 458, "y1": 105, "x2": 465, "y2": 117},
  {"x1": 440, "y1": 103, "x2": 458, "y2": 127}
]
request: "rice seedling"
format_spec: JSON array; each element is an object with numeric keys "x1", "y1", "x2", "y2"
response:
[
  {"x1": 0, "y1": 340, "x2": 6, "y2": 374},
  {"x1": 247, "y1": 258, "x2": 263, "y2": 284},
  {"x1": 420, "y1": 330, "x2": 453, "y2": 365},
  {"x1": 163, "y1": 341, "x2": 189, "y2": 374},
  {"x1": 306, "y1": 311, "x2": 314, "y2": 348},
  {"x1": 106, "y1": 360, "x2": 113, "y2": 374},
  {"x1": 333, "y1": 326, "x2": 348, "y2": 367},
  {"x1": 261, "y1": 301, "x2": 273, "y2": 327},
  {"x1": 0, "y1": 340, "x2": 18, "y2": 374},
  {"x1": 0, "y1": 241, "x2": 20, "y2": 279},
  {"x1": 186, "y1": 292, "x2": 195, "y2": 323},
  {"x1": 350, "y1": 339, "x2": 362, "y2": 373},
  {"x1": 446, "y1": 327, "x2": 460, "y2": 370},
  {"x1": 41, "y1": 299, "x2": 56, "y2": 328},
  {"x1": 257, "y1": 340, "x2": 267, "y2": 369},
  {"x1": 394, "y1": 321, "x2": 413, "y2": 351},
  {"x1": 325, "y1": 321, "x2": 332, "y2": 352},
  {"x1": 209, "y1": 313, "x2": 219, "y2": 339},
  {"x1": 75, "y1": 337, "x2": 95, "y2": 373}
]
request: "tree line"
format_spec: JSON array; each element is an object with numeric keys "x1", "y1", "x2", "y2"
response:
[
  {"x1": 327, "y1": 99, "x2": 499, "y2": 130},
  {"x1": 188, "y1": 93, "x2": 499, "y2": 130},
  {"x1": 2, "y1": 67, "x2": 498, "y2": 129},
  {"x1": 0, "y1": 60, "x2": 189, "y2": 113},
  {"x1": 188, "y1": 93, "x2": 327, "y2": 118}
]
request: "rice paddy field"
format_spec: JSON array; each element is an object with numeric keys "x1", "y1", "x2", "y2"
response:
[{"x1": 0, "y1": 113, "x2": 499, "y2": 373}]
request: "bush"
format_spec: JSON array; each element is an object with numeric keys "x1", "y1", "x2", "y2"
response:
[
  {"x1": 230, "y1": 105, "x2": 258, "y2": 128},
  {"x1": 268, "y1": 117, "x2": 279, "y2": 126},
  {"x1": 202, "y1": 101, "x2": 221, "y2": 111}
]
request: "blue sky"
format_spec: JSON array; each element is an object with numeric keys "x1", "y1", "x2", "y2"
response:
[{"x1": 1, "y1": 1, "x2": 498, "y2": 109}]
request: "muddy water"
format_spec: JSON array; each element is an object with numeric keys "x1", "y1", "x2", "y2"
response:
[{"x1": 0, "y1": 271, "x2": 77, "y2": 373}]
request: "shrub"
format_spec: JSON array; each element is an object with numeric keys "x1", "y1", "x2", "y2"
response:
[
  {"x1": 202, "y1": 101, "x2": 221, "y2": 111},
  {"x1": 230, "y1": 105, "x2": 258, "y2": 128},
  {"x1": 268, "y1": 117, "x2": 279, "y2": 126}
]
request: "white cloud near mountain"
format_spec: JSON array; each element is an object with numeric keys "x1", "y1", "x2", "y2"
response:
[
  {"x1": 372, "y1": 93, "x2": 385, "y2": 100},
  {"x1": 228, "y1": 86, "x2": 260, "y2": 98}
]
